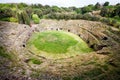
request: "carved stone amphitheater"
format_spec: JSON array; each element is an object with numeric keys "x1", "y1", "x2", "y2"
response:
[{"x1": 0, "y1": 19, "x2": 120, "y2": 80}]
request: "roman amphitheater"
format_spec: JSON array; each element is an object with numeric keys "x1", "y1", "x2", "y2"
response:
[{"x1": 0, "y1": 19, "x2": 120, "y2": 80}]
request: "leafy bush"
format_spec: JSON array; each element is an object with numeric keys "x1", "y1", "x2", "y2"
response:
[
  {"x1": 100, "y1": 18, "x2": 111, "y2": 24},
  {"x1": 81, "y1": 6, "x2": 92, "y2": 14},
  {"x1": 9, "y1": 17, "x2": 18, "y2": 22},
  {"x1": 91, "y1": 16, "x2": 100, "y2": 21},
  {"x1": 82, "y1": 13, "x2": 92, "y2": 20},
  {"x1": 111, "y1": 19, "x2": 117, "y2": 26},
  {"x1": 0, "y1": 8, "x2": 13, "y2": 18},
  {"x1": 32, "y1": 14, "x2": 40, "y2": 24},
  {"x1": 0, "y1": 17, "x2": 10, "y2": 21},
  {"x1": 115, "y1": 23, "x2": 120, "y2": 28},
  {"x1": 76, "y1": 14, "x2": 83, "y2": 19},
  {"x1": 114, "y1": 16, "x2": 120, "y2": 21}
]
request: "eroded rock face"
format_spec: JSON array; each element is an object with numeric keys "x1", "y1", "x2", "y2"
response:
[{"x1": 0, "y1": 20, "x2": 120, "y2": 80}]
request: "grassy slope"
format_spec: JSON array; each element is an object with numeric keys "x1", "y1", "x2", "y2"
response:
[
  {"x1": 27, "y1": 31, "x2": 93, "y2": 59},
  {"x1": 0, "y1": 46, "x2": 12, "y2": 59}
]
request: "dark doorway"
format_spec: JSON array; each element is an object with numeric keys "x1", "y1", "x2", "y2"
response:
[
  {"x1": 60, "y1": 28, "x2": 62, "y2": 30},
  {"x1": 87, "y1": 40, "x2": 90, "y2": 44},
  {"x1": 68, "y1": 29, "x2": 70, "y2": 32},
  {"x1": 23, "y1": 44, "x2": 26, "y2": 47},
  {"x1": 56, "y1": 28, "x2": 58, "y2": 31},
  {"x1": 102, "y1": 37, "x2": 108, "y2": 40}
]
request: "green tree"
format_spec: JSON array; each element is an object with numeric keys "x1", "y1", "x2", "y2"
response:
[
  {"x1": 25, "y1": 7, "x2": 33, "y2": 18},
  {"x1": 69, "y1": 6, "x2": 77, "y2": 11},
  {"x1": 17, "y1": 3, "x2": 28, "y2": 9},
  {"x1": 81, "y1": 6, "x2": 92, "y2": 14},
  {"x1": 103, "y1": 2, "x2": 109, "y2": 6},
  {"x1": 100, "y1": 7, "x2": 109, "y2": 17},
  {"x1": 75, "y1": 8, "x2": 82, "y2": 14},
  {"x1": 52, "y1": 6, "x2": 61, "y2": 12},
  {"x1": 95, "y1": 2, "x2": 101, "y2": 10},
  {"x1": 113, "y1": 6, "x2": 120, "y2": 17},
  {"x1": 17, "y1": 10, "x2": 30, "y2": 26}
]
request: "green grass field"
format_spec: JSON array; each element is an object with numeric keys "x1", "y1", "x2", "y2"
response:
[{"x1": 27, "y1": 31, "x2": 93, "y2": 59}]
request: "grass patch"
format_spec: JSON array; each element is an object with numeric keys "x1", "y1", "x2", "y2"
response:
[
  {"x1": 33, "y1": 31, "x2": 78, "y2": 53},
  {"x1": 0, "y1": 46, "x2": 11, "y2": 59},
  {"x1": 29, "y1": 58, "x2": 42, "y2": 65},
  {"x1": 73, "y1": 68, "x2": 103, "y2": 80},
  {"x1": 27, "y1": 31, "x2": 93, "y2": 59}
]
